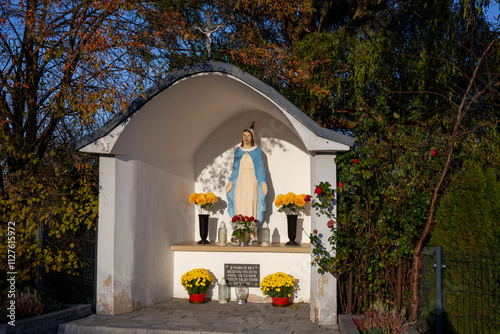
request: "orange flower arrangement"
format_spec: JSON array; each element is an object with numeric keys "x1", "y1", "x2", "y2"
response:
[
  {"x1": 274, "y1": 192, "x2": 312, "y2": 214},
  {"x1": 189, "y1": 192, "x2": 218, "y2": 211}
]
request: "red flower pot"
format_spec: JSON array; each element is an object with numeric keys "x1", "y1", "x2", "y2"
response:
[
  {"x1": 272, "y1": 297, "x2": 290, "y2": 307},
  {"x1": 189, "y1": 293, "x2": 207, "y2": 304}
]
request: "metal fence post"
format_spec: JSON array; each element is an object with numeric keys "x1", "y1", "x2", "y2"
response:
[
  {"x1": 348, "y1": 271, "x2": 353, "y2": 313},
  {"x1": 436, "y1": 247, "x2": 444, "y2": 334},
  {"x1": 397, "y1": 257, "x2": 402, "y2": 312}
]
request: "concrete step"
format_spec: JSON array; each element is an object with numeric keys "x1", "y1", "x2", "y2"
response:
[{"x1": 58, "y1": 298, "x2": 340, "y2": 334}]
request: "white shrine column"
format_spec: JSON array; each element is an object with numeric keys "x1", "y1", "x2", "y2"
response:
[
  {"x1": 309, "y1": 152, "x2": 338, "y2": 325},
  {"x1": 96, "y1": 156, "x2": 116, "y2": 314}
]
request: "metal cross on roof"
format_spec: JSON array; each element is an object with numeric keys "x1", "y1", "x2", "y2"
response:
[{"x1": 192, "y1": 9, "x2": 226, "y2": 61}]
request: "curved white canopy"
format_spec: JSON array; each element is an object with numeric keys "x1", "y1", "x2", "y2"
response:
[{"x1": 76, "y1": 62, "x2": 354, "y2": 158}]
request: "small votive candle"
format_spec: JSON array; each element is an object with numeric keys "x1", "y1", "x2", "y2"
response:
[{"x1": 218, "y1": 222, "x2": 227, "y2": 246}]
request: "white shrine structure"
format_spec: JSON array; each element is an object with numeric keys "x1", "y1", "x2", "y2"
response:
[{"x1": 76, "y1": 62, "x2": 355, "y2": 325}]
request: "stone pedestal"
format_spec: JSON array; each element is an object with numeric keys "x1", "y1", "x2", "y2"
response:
[{"x1": 171, "y1": 242, "x2": 311, "y2": 302}]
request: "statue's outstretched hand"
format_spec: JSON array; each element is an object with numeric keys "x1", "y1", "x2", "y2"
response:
[
  {"x1": 262, "y1": 182, "x2": 268, "y2": 195},
  {"x1": 226, "y1": 182, "x2": 232, "y2": 194}
]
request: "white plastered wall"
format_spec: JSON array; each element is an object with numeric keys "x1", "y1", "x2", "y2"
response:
[
  {"x1": 309, "y1": 153, "x2": 338, "y2": 325},
  {"x1": 173, "y1": 251, "x2": 311, "y2": 302},
  {"x1": 96, "y1": 154, "x2": 195, "y2": 314}
]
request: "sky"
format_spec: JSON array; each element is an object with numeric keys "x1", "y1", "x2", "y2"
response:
[{"x1": 485, "y1": 3, "x2": 500, "y2": 25}]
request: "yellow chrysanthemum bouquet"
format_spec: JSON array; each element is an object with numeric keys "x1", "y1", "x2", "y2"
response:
[
  {"x1": 260, "y1": 272, "x2": 296, "y2": 298},
  {"x1": 188, "y1": 192, "x2": 218, "y2": 213},
  {"x1": 274, "y1": 192, "x2": 312, "y2": 214},
  {"x1": 181, "y1": 268, "x2": 214, "y2": 295}
]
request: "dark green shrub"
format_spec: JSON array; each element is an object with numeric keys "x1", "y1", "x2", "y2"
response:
[
  {"x1": 429, "y1": 162, "x2": 500, "y2": 253},
  {"x1": 427, "y1": 163, "x2": 500, "y2": 333}
]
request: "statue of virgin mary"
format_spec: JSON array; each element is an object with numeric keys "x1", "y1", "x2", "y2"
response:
[{"x1": 226, "y1": 122, "x2": 268, "y2": 241}]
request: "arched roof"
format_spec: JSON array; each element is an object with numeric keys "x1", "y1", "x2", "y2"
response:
[{"x1": 75, "y1": 62, "x2": 355, "y2": 156}]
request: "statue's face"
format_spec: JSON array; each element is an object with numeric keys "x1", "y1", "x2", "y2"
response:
[{"x1": 242, "y1": 131, "x2": 253, "y2": 146}]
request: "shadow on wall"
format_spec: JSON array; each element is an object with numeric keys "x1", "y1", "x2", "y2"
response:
[
  {"x1": 425, "y1": 309, "x2": 458, "y2": 334},
  {"x1": 261, "y1": 150, "x2": 273, "y2": 226},
  {"x1": 272, "y1": 228, "x2": 281, "y2": 243},
  {"x1": 194, "y1": 111, "x2": 307, "y2": 193}
]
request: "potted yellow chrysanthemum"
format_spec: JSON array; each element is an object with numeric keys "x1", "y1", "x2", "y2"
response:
[
  {"x1": 260, "y1": 272, "x2": 296, "y2": 307},
  {"x1": 181, "y1": 268, "x2": 214, "y2": 304},
  {"x1": 188, "y1": 192, "x2": 218, "y2": 244},
  {"x1": 274, "y1": 192, "x2": 311, "y2": 246}
]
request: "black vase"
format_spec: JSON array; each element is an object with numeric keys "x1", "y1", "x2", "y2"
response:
[
  {"x1": 285, "y1": 214, "x2": 299, "y2": 246},
  {"x1": 197, "y1": 214, "x2": 210, "y2": 244}
]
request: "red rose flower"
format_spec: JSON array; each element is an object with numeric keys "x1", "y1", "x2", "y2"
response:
[
  {"x1": 354, "y1": 158, "x2": 358, "y2": 164},
  {"x1": 304, "y1": 195, "x2": 312, "y2": 202},
  {"x1": 327, "y1": 220, "x2": 335, "y2": 228},
  {"x1": 313, "y1": 229, "x2": 318, "y2": 235},
  {"x1": 338, "y1": 181, "x2": 343, "y2": 188},
  {"x1": 315, "y1": 186, "x2": 322, "y2": 195},
  {"x1": 431, "y1": 149, "x2": 436, "y2": 156}
]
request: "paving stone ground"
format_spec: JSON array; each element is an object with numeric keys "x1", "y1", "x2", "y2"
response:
[{"x1": 58, "y1": 298, "x2": 341, "y2": 334}]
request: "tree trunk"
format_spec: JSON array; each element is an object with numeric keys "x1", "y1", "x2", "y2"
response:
[{"x1": 408, "y1": 44, "x2": 496, "y2": 319}]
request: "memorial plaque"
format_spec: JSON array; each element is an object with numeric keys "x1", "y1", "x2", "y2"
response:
[{"x1": 224, "y1": 264, "x2": 260, "y2": 287}]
